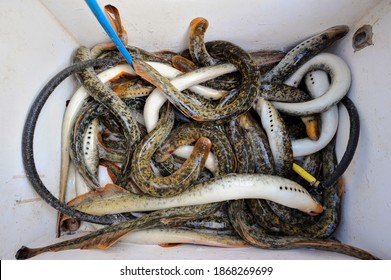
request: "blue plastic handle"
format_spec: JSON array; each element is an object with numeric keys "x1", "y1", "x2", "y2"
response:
[{"x1": 85, "y1": 0, "x2": 133, "y2": 67}]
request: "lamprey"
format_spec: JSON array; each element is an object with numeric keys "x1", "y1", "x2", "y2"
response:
[
  {"x1": 60, "y1": 64, "x2": 136, "y2": 189},
  {"x1": 172, "y1": 55, "x2": 198, "y2": 72},
  {"x1": 121, "y1": 203, "x2": 246, "y2": 247},
  {"x1": 22, "y1": 57, "x2": 137, "y2": 225},
  {"x1": 59, "y1": 184, "x2": 129, "y2": 234},
  {"x1": 300, "y1": 115, "x2": 320, "y2": 141},
  {"x1": 188, "y1": 21, "x2": 286, "y2": 91},
  {"x1": 188, "y1": 17, "x2": 218, "y2": 66},
  {"x1": 83, "y1": 118, "x2": 101, "y2": 176},
  {"x1": 145, "y1": 61, "x2": 229, "y2": 100},
  {"x1": 143, "y1": 62, "x2": 236, "y2": 132},
  {"x1": 178, "y1": 202, "x2": 234, "y2": 233},
  {"x1": 228, "y1": 200, "x2": 378, "y2": 260},
  {"x1": 248, "y1": 140, "x2": 341, "y2": 237},
  {"x1": 254, "y1": 98, "x2": 293, "y2": 177},
  {"x1": 169, "y1": 56, "x2": 230, "y2": 99},
  {"x1": 73, "y1": 47, "x2": 140, "y2": 185},
  {"x1": 70, "y1": 174, "x2": 323, "y2": 215},
  {"x1": 238, "y1": 113, "x2": 274, "y2": 175},
  {"x1": 187, "y1": 17, "x2": 285, "y2": 87},
  {"x1": 260, "y1": 83, "x2": 311, "y2": 103},
  {"x1": 188, "y1": 16, "x2": 248, "y2": 91},
  {"x1": 15, "y1": 203, "x2": 222, "y2": 260},
  {"x1": 292, "y1": 70, "x2": 339, "y2": 157},
  {"x1": 271, "y1": 53, "x2": 351, "y2": 116},
  {"x1": 112, "y1": 78, "x2": 154, "y2": 98},
  {"x1": 130, "y1": 103, "x2": 212, "y2": 197},
  {"x1": 225, "y1": 117, "x2": 256, "y2": 174},
  {"x1": 120, "y1": 227, "x2": 248, "y2": 248},
  {"x1": 168, "y1": 145, "x2": 218, "y2": 174},
  {"x1": 134, "y1": 40, "x2": 260, "y2": 123},
  {"x1": 238, "y1": 111, "x2": 300, "y2": 234},
  {"x1": 155, "y1": 121, "x2": 236, "y2": 175},
  {"x1": 263, "y1": 25, "x2": 349, "y2": 83},
  {"x1": 250, "y1": 50, "x2": 285, "y2": 74},
  {"x1": 70, "y1": 101, "x2": 104, "y2": 190},
  {"x1": 57, "y1": 64, "x2": 138, "y2": 235}
]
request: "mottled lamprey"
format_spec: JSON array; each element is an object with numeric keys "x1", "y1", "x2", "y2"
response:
[
  {"x1": 16, "y1": 203, "x2": 222, "y2": 260},
  {"x1": 133, "y1": 40, "x2": 261, "y2": 123},
  {"x1": 21, "y1": 57, "x2": 132, "y2": 226},
  {"x1": 263, "y1": 25, "x2": 349, "y2": 83},
  {"x1": 73, "y1": 47, "x2": 140, "y2": 186},
  {"x1": 129, "y1": 103, "x2": 212, "y2": 197},
  {"x1": 155, "y1": 121, "x2": 236, "y2": 176}
]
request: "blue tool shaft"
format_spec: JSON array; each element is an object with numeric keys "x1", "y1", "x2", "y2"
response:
[{"x1": 85, "y1": 0, "x2": 133, "y2": 66}]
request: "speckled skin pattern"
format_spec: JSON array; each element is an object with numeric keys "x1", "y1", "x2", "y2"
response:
[
  {"x1": 19, "y1": 15, "x2": 369, "y2": 259},
  {"x1": 16, "y1": 203, "x2": 222, "y2": 259},
  {"x1": 73, "y1": 47, "x2": 140, "y2": 185},
  {"x1": 130, "y1": 103, "x2": 212, "y2": 197},
  {"x1": 228, "y1": 200, "x2": 378, "y2": 259},
  {"x1": 188, "y1": 17, "x2": 219, "y2": 66},
  {"x1": 263, "y1": 25, "x2": 349, "y2": 83},
  {"x1": 132, "y1": 40, "x2": 260, "y2": 123}
]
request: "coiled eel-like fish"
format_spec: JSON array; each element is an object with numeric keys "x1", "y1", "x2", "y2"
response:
[
  {"x1": 134, "y1": 40, "x2": 260, "y2": 123},
  {"x1": 263, "y1": 25, "x2": 349, "y2": 83},
  {"x1": 154, "y1": 122, "x2": 236, "y2": 176},
  {"x1": 73, "y1": 47, "x2": 141, "y2": 186},
  {"x1": 143, "y1": 62, "x2": 237, "y2": 132},
  {"x1": 254, "y1": 98, "x2": 293, "y2": 178},
  {"x1": 228, "y1": 199, "x2": 378, "y2": 260},
  {"x1": 70, "y1": 173, "x2": 323, "y2": 216},
  {"x1": 57, "y1": 65, "x2": 135, "y2": 235},
  {"x1": 130, "y1": 103, "x2": 212, "y2": 197},
  {"x1": 292, "y1": 70, "x2": 339, "y2": 157},
  {"x1": 16, "y1": 203, "x2": 222, "y2": 259},
  {"x1": 271, "y1": 53, "x2": 351, "y2": 116}
]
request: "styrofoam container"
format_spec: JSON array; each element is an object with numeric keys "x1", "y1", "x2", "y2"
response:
[{"x1": 1, "y1": 0, "x2": 390, "y2": 260}]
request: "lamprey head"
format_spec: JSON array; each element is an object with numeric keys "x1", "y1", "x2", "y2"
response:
[
  {"x1": 324, "y1": 25, "x2": 350, "y2": 41},
  {"x1": 308, "y1": 203, "x2": 324, "y2": 216}
]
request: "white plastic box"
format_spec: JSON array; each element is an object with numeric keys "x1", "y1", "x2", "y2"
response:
[{"x1": 1, "y1": 0, "x2": 390, "y2": 260}]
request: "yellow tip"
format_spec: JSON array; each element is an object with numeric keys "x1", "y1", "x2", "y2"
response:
[
  {"x1": 292, "y1": 163, "x2": 320, "y2": 187},
  {"x1": 302, "y1": 115, "x2": 320, "y2": 141}
]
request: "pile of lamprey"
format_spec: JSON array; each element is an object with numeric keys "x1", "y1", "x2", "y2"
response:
[{"x1": 18, "y1": 10, "x2": 378, "y2": 259}]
